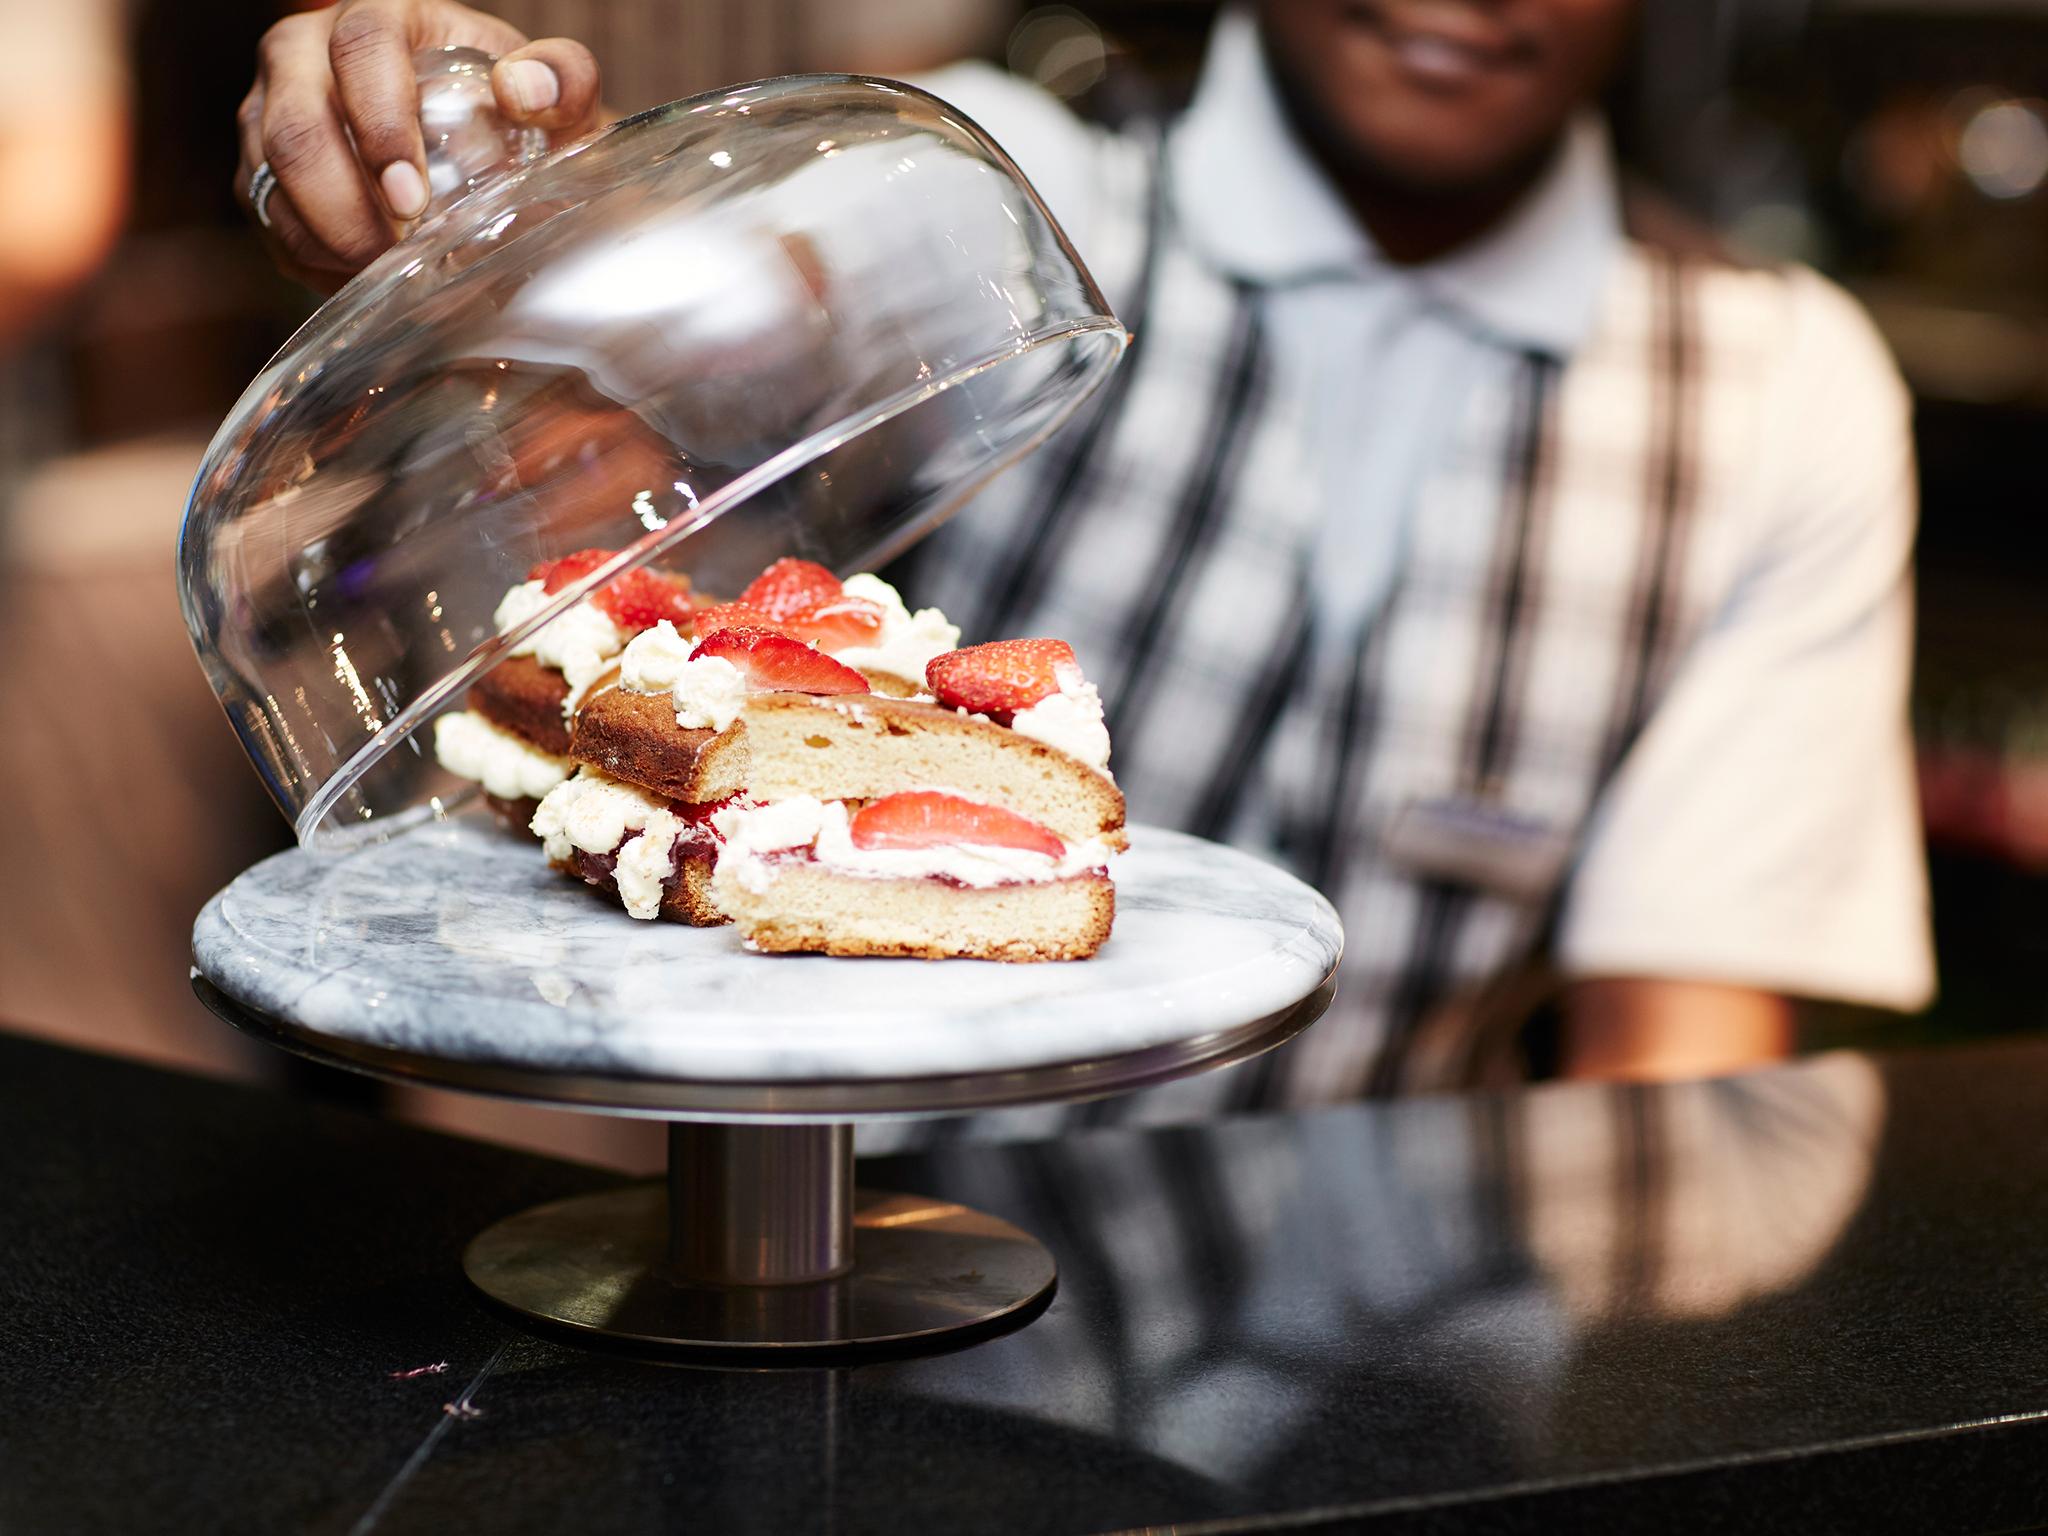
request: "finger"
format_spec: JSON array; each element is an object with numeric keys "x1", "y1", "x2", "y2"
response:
[
  {"x1": 238, "y1": 74, "x2": 322, "y2": 288},
  {"x1": 493, "y1": 38, "x2": 603, "y2": 133},
  {"x1": 235, "y1": 84, "x2": 266, "y2": 183},
  {"x1": 235, "y1": 85, "x2": 272, "y2": 227},
  {"x1": 327, "y1": 0, "x2": 430, "y2": 220},
  {"x1": 261, "y1": 187, "x2": 359, "y2": 295},
  {"x1": 258, "y1": 19, "x2": 393, "y2": 268}
]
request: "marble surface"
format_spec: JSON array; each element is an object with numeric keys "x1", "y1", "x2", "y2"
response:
[{"x1": 191, "y1": 813, "x2": 1340, "y2": 1086}]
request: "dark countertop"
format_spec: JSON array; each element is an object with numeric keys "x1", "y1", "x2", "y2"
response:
[{"x1": 4, "y1": 1031, "x2": 2047, "y2": 1535}]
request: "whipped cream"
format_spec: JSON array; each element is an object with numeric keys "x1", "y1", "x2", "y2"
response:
[
  {"x1": 432, "y1": 710, "x2": 572, "y2": 800},
  {"x1": 715, "y1": 796, "x2": 839, "y2": 861},
  {"x1": 829, "y1": 573, "x2": 960, "y2": 687},
  {"x1": 617, "y1": 621, "x2": 749, "y2": 731},
  {"x1": 614, "y1": 830, "x2": 682, "y2": 919},
  {"x1": 712, "y1": 794, "x2": 1112, "y2": 896},
  {"x1": 530, "y1": 768, "x2": 681, "y2": 920},
  {"x1": 494, "y1": 579, "x2": 627, "y2": 706},
  {"x1": 1010, "y1": 662, "x2": 1112, "y2": 775}
]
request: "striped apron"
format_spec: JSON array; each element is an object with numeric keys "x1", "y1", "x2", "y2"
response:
[{"x1": 904, "y1": 130, "x2": 1784, "y2": 1131}]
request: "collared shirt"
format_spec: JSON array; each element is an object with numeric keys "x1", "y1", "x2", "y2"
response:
[
  {"x1": 910, "y1": 9, "x2": 1932, "y2": 1114},
  {"x1": 930, "y1": 13, "x2": 1624, "y2": 654},
  {"x1": 1160, "y1": 8, "x2": 1622, "y2": 651}
]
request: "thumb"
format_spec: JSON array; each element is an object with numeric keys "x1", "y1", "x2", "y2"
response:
[{"x1": 492, "y1": 38, "x2": 604, "y2": 134}]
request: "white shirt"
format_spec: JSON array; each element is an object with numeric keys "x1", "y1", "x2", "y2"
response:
[{"x1": 921, "y1": 10, "x2": 1933, "y2": 1010}]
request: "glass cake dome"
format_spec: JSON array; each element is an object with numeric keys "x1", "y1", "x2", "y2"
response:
[{"x1": 179, "y1": 63, "x2": 1127, "y2": 848}]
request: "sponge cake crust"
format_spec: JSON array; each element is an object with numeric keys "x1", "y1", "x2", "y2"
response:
[{"x1": 469, "y1": 655, "x2": 575, "y2": 756}]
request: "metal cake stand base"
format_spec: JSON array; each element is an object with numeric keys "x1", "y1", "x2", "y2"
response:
[
  {"x1": 190, "y1": 819, "x2": 1343, "y2": 1363},
  {"x1": 463, "y1": 1124, "x2": 1056, "y2": 1357}
]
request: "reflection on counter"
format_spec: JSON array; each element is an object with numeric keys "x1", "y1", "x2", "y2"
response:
[
  {"x1": 23, "y1": 1024, "x2": 2046, "y2": 1533},
  {"x1": 903, "y1": 1054, "x2": 1883, "y2": 1486}
]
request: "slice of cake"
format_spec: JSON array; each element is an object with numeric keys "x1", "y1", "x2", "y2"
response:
[
  {"x1": 705, "y1": 637, "x2": 1121, "y2": 959},
  {"x1": 535, "y1": 627, "x2": 1123, "y2": 958},
  {"x1": 458, "y1": 553, "x2": 1121, "y2": 961}
]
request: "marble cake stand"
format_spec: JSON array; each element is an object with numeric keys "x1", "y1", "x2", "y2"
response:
[{"x1": 191, "y1": 813, "x2": 1341, "y2": 1360}]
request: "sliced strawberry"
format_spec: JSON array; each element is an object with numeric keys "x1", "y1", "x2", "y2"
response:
[
  {"x1": 528, "y1": 548, "x2": 695, "y2": 633},
  {"x1": 788, "y1": 596, "x2": 886, "y2": 650},
  {"x1": 925, "y1": 638, "x2": 1077, "y2": 721},
  {"x1": 849, "y1": 791, "x2": 1066, "y2": 858},
  {"x1": 530, "y1": 548, "x2": 614, "y2": 593},
  {"x1": 590, "y1": 569, "x2": 694, "y2": 632},
  {"x1": 690, "y1": 601, "x2": 799, "y2": 641},
  {"x1": 740, "y1": 557, "x2": 841, "y2": 621},
  {"x1": 690, "y1": 627, "x2": 869, "y2": 695}
]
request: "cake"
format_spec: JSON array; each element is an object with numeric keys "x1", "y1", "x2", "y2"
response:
[
  {"x1": 431, "y1": 549, "x2": 701, "y2": 824},
  {"x1": 438, "y1": 552, "x2": 1123, "y2": 960},
  {"x1": 709, "y1": 791, "x2": 1116, "y2": 961}
]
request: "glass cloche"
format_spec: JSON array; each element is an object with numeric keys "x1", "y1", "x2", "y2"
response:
[{"x1": 179, "y1": 64, "x2": 1127, "y2": 848}]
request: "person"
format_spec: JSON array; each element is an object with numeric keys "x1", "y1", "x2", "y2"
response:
[{"x1": 233, "y1": 0, "x2": 1933, "y2": 1117}]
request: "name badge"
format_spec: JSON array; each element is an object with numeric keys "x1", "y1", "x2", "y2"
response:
[{"x1": 1382, "y1": 796, "x2": 1573, "y2": 900}]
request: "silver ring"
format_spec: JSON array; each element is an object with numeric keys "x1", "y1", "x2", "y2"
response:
[{"x1": 248, "y1": 160, "x2": 278, "y2": 230}]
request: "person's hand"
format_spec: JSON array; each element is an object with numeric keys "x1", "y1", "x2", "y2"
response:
[{"x1": 236, "y1": 0, "x2": 603, "y2": 292}]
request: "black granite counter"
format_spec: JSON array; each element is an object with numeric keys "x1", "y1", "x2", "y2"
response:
[{"x1": 3, "y1": 1030, "x2": 2047, "y2": 1534}]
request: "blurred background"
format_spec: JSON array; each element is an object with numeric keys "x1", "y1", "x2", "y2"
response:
[{"x1": 2, "y1": 0, "x2": 2043, "y2": 1165}]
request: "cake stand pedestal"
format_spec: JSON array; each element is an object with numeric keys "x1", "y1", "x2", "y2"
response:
[
  {"x1": 462, "y1": 1125, "x2": 1061, "y2": 1353},
  {"x1": 191, "y1": 818, "x2": 1340, "y2": 1360}
]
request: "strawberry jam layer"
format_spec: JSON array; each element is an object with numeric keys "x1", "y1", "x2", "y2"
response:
[
  {"x1": 751, "y1": 847, "x2": 989, "y2": 891},
  {"x1": 567, "y1": 793, "x2": 741, "y2": 896},
  {"x1": 677, "y1": 792, "x2": 743, "y2": 827}
]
